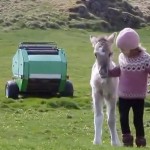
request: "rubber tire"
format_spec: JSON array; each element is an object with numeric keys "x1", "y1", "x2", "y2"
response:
[
  {"x1": 5, "y1": 80, "x2": 19, "y2": 99},
  {"x1": 61, "y1": 80, "x2": 74, "y2": 97}
]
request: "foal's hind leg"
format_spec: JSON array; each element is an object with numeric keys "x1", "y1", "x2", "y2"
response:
[
  {"x1": 105, "y1": 99, "x2": 121, "y2": 146},
  {"x1": 92, "y1": 90, "x2": 104, "y2": 144}
]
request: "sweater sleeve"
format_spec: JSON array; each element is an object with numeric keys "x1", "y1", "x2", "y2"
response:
[
  {"x1": 108, "y1": 66, "x2": 121, "y2": 77},
  {"x1": 144, "y1": 53, "x2": 150, "y2": 74},
  {"x1": 145, "y1": 67, "x2": 150, "y2": 74}
]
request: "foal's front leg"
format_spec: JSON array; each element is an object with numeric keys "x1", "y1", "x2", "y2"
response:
[
  {"x1": 106, "y1": 99, "x2": 121, "y2": 146},
  {"x1": 92, "y1": 90, "x2": 104, "y2": 144}
]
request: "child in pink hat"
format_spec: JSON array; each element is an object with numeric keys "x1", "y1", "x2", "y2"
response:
[{"x1": 109, "y1": 28, "x2": 149, "y2": 147}]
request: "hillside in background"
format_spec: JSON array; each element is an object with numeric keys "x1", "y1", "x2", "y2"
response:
[{"x1": 0, "y1": 0, "x2": 150, "y2": 31}]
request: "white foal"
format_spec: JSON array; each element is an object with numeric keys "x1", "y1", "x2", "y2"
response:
[{"x1": 90, "y1": 33, "x2": 121, "y2": 146}]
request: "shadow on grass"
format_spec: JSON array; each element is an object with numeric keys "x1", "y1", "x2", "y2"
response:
[
  {"x1": 18, "y1": 92, "x2": 77, "y2": 99},
  {"x1": 46, "y1": 99, "x2": 80, "y2": 109}
]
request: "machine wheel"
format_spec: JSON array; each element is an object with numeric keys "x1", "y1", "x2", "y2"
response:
[
  {"x1": 5, "y1": 80, "x2": 19, "y2": 99},
  {"x1": 61, "y1": 80, "x2": 74, "y2": 97}
]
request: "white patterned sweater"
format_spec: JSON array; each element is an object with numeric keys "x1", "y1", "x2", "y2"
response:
[{"x1": 109, "y1": 50, "x2": 150, "y2": 99}]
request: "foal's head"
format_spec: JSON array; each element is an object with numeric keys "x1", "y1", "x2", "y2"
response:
[{"x1": 90, "y1": 33, "x2": 116, "y2": 78}]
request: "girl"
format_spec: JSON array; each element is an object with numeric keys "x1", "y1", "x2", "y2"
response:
[{"x1": 109, "y1": 28, "x2": 150, "y2": 147}]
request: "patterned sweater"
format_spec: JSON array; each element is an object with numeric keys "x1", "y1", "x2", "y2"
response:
[{"x1": 109, "y1": 50, "x2": 150, "y2": 99}]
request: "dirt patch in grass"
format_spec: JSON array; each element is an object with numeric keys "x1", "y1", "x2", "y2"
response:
[{"x1": 128, "y1": 0, "x2": 150, "y2": 16}]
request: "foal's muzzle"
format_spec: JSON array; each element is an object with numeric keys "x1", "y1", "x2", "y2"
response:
[{"x1": 99, "y1": 67, "x2": 108, "y2": 78}]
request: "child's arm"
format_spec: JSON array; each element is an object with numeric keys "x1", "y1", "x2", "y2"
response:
[
  {"x1": 145, "y1": 54, "x2": 150, "y2": 74},
  {"x1": 108, "y1": 66, "x2": 121, "y2": 77}
]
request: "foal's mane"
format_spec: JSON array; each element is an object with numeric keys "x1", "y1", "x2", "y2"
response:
[
  {"x1": 97, "y1": 36, "x2": 107, "y2": 42},
  {"x1": 96, "y1": 36, "x2": 109, "y2": 47},
  {"x1": 96, "y1": 36, "x2": 111, "y2": 52}
]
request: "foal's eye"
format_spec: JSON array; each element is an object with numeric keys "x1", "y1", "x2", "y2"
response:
[{"x1": 99, "y1": 48, "x2": 105, "y2": 55}]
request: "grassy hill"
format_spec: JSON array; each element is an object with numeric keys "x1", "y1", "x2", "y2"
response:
[
  {"x1": 0, "y1": 0, "x2": 76, "y2": 30},
  {"x1": 0, "y1": 0, "x2": 150, "y2": 31},
  {"x1": 128, "y1": 0, "x2": 150, "y2": 16}
]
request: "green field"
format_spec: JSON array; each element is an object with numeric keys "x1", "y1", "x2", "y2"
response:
[{"x1": 0, "y1": 27, "x2": 150, "y2": 149}]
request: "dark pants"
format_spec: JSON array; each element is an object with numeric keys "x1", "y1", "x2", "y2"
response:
[{"x1": 118, "y1": 97, "x2": 145, "y2": 137}]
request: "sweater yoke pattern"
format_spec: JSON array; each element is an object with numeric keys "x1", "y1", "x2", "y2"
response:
[{"x1": 119, "y1": 52, "x2": 150, "y2": 72}]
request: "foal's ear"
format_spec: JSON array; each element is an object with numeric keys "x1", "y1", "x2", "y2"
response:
[
  {"x1": 90, "y1": 35, "x2": 98, "y2": 47},
  {"x1": 107, "y1": 32, "x2": 117, "y2": 44}
]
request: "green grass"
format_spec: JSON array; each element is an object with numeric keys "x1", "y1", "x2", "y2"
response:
[
  {"x1": 0, "y1": 109, "x2": 120, "y2": 150},
  {"x1": 0, "y1": 26, "x2": 150, "y2": 149}
]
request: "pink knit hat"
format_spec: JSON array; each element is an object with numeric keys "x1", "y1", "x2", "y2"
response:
[{"x1": 116, "y1": 28, "x2": 140, "y2": 51}]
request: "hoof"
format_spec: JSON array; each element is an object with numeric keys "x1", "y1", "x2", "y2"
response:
[{"x1": 93, "y1": 140, "x2": 101, "y2": 145}]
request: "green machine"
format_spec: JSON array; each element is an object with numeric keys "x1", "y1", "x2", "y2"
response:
[{"x1": 5, "y1": 42, "x2": 74, "y2": 98}]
